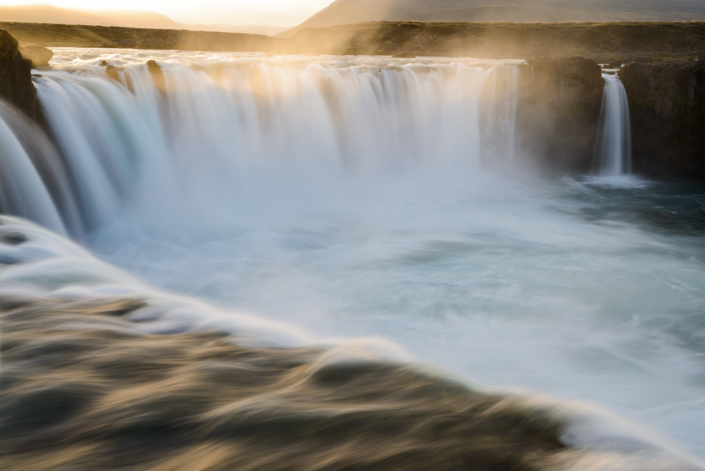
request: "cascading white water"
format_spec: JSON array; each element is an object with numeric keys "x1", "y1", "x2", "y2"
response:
[
  {"x1": 593, "y1": 73, "x2": 632, "y2": 176},
  {"x1": 23, "y1": 53, "x2": 523, "y2": 234},
  {"x1": 0, "y1": 49, "x2": 704, "y2": 466},
  {"x1": 0, "y1": 100, "x2": 68, "y2": 236}
]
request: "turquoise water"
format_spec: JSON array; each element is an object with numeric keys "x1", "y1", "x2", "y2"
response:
[{"x1": 90, "y1": 172, "x2": 705, "y2": 459}]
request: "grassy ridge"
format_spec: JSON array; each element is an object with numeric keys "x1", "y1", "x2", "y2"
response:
[
  {"x1": 0, "y1": 22, "x2": 279, "y2": 51},
  {"x1": 2, "y1": 20, "x2": 705, "y2": 61}
]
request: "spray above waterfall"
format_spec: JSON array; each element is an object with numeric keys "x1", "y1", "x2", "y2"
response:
[
  {"x1": 0, "y1": 49, "x2": 705, "y2": 466},
  {"x1": 1, "y1": 52, "x2": 525, "y2": 237},
  {"x1": 593, "y1": 73, "x2": 633, "y2": 176}
]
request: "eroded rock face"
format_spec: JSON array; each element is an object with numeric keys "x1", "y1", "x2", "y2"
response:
[
  {"x1": 0, "y1": 29, "x2": 39, "y2": 120},
  {"x1": 620, "y1": 61, "x2": 705, "y2": 179},
  {"x1": 146, "y1": 59, "x2": 166, "y2": 95},
  {"x1": 518, "y1": 57, "x2": 604, "y2": 173},
  {"x1": 17, "y1": 45, "x2": 53, "y2": 68}
]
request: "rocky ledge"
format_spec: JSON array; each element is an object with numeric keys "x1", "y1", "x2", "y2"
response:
[
  {"x1": 0, "y1": 29, "x2": 40, "y2": 120},
  {"x1": 518, "y1": 57, "x2": 605, "y2": 173},
  {"x1": 620, "y1": 61, "x2": 705, "y2": 179},
  {"x1": 18, "y1": 44, "x2": 53, "y2": 68}
]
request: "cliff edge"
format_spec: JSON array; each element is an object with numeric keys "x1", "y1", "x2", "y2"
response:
[
  {"x1": 0, "y1": 29, "x2": 40, "y2": 120},
  {"x1": 620, "y1": 61, "x2": 705, "y2": 179},
  {"x1": 519, "y1": 57, "x2": 605, "y2": 173}
]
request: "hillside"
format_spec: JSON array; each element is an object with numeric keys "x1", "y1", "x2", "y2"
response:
[
  {"x1": 280, "y1": 0, "x2": 705, "y2": 37},
  {"x1": 0, "y1": 22, "x2": 280, "y2": 51},
  {"x1": 3, "y1": 21, "x2": 705, "y2": 63},
  {"x1": 0, "y1": 5, "x2": 180, "y2": 30},
  {"x1": 180, "y1": 24, "x2": 289, "y2": 36},
  {"x1": 0, "y1": 6, "x2": 290, "y2": 36}
]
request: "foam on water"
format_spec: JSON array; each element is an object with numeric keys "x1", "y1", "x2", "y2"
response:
[
  {"x1": 1, "y1": 215, "x2": 704, "y2": 469},
  {"x1": 0, "y1": 49, "x2": 703, "y2": 467}
]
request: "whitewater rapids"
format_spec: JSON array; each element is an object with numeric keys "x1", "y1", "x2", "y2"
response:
[{"x1": 0, "y1": 48, "x2": 703, "y2": 469}]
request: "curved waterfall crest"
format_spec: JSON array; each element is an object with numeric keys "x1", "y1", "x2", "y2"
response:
[
  {"x1": 0, "y1": 52, "x2": 704, "y2": 467},
  {"x1": 2, "y1": 56, "x2": 524, "y2": 236}
]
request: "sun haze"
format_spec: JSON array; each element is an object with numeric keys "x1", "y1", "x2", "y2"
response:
[{"x1": 1, "y1": 0, "x2": 331, "y2": 26}]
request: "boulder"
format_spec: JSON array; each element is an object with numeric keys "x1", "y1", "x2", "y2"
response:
[
  {"x1": 518, "y1": 57, "x2": 605, "y2": 172},
  {"x1": 105, "y1": 64, "x2": 123, "y2": 82},
  {"x1": 620, "y1": 61, "x2": 705, "y2": 179},
  {"x1": 0, "y1": 29, "x2": 40, "y2": 120},
  {"x1": 18, "y1": 45, "x2": 53, "y2": 68},
  {"x1": 146, "y1": 60, "x2": 166, "y2": 95},
  {"x1": 105, "y1": 65, "x2": 134, "y2": 93}
]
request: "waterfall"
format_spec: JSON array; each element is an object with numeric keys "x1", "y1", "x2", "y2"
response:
[
  {"x1": 0, "y1": 100, "x2": 72, "y2": 236},
  {"x1": 0, "y1": 57, "x2": 523, "y2": 236},
  {"x1": 593, "y1": 73, "x2": 632, "y2": 176}
]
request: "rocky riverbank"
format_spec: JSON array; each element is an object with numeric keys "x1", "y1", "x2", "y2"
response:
[{"x1": 620, "y1": 61, "x2": 705, "y2": 179}]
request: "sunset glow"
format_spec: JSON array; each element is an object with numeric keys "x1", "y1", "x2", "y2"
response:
[{"x1": 2, "y1": 0, "x2": 332, "y2": 25}]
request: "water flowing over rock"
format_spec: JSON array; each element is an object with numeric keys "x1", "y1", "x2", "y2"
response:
[
  {"x1": 593, "y1": 74, "x2": 632, "y2": 176},
  {"x1": 20, "y1": 54, "x2": 530, "y2": 234},
  {"x1": 105, "y1": 65, "x2": 134, "y2": 93},
  {"x1": 1, "y1": 47, "x2": 705, "y2": 469},
  {"x1": 0, "y1": 102, "x2": 70, "y2": 235},
  {"x1": 620, "y1": 61, "x2": 705, "y2": 179},
  {"x1": 146, "y1": 59, "x2": 166, "y2": 94},
  {"x1": 0, "y1": 294, "x2": 572, "y2": 471}
]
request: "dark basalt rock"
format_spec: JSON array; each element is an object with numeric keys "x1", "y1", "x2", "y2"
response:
[
  {"x1": 518, "y1": 57, "x2": 605, "y2": 173},
  {"x1": 100, "y1": 39, "x2": 138, "y2": 49},
  {"x1": 620, "y1": 61, "x2": 705, "y2": 179},
  {"x1": 105, "y1": 65, "x2": 134, "y2": 93},
  {"x1": 0, "y1": 29, "x2": 40, "y2": 120},
  {"x1": 17, "y1": 45, "x2": 53, "y2": 68},
  {"x1": 105, "y1": 64, "x2": 123, "y2": 82}
]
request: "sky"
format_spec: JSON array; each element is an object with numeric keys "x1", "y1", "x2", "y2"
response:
[{"x1": 2, "y1": 0, "x2": 333, "y2": 26}]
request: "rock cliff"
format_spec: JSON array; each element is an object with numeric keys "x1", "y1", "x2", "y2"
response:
[
  {"x1": 0, "y1": 29, "x2": 40, "y2": 120},
  {"x1": 620, "y1": 61, "x2": 705, "y2": 179},
  {"x1": 518, "y1": 57, "x2": 605, "y2": 172},
  {"x1": 17, "y1": 44, "x2": 53, "y2": 68}
]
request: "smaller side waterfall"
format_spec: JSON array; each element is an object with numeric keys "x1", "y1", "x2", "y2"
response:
[{"x1": 593, "y1": 74, "x2": 632, "y2": 176}]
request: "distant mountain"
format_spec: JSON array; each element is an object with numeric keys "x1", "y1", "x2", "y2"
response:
[
  {"x1": 0, "y1": 4, "x2": 181, "y2": 29},
  {"x1": 279, "y1": 0, "x2": 705, "y2": 37},
  {"x1": 0, "y1": 5, "x2": 288, "y2": 36},
  {"x1": 180, "y1": 24, "x2": 289, "y2": 36}
]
